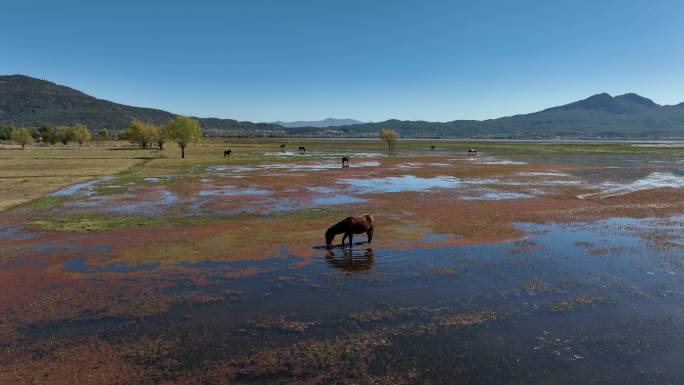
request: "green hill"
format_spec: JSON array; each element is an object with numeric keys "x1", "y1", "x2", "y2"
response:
[
  {"x1": 2, "y1": 74, "x2": 684, "y2": 138},
  {"x1": 0, "y1": 75, "x2": 281, "y2": 134}
]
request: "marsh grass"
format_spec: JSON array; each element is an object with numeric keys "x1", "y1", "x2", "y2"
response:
[
  {"x1": 29, "y1": 207, "x2": 339, "y2": 233},
  {"x1": 30, "y1": 212, "x2": 222, "y2": 232},
  {"x1": 28, "y1": 195, "x2": 69, "y2": 210},
  {"x1": 4, "y1": 138, "x2": 684, "y2": 212}
]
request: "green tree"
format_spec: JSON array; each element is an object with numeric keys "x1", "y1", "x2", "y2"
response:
[
  {"x1": 126, "y1": 120, "x2": 157, "y2": 149},
  {"x1": 57, "y1": 125, "x2": 73, "y2": 145},
  {"x1": 39, "y1": 125, "x2": 57, "y2": 144},
  {"x1": 30, "y1": 128, "x2": 41, "y2": 142},
  {"x1": 98, "y1": 128, "x2": 110, "y2": 141},
  {"x1": 71, "y1": 123, "x2": 91, "y2": 147},
  {"x1": 379, "y1": 128, "x2": 399, "y2": 152},
  {"x1": 0, "y1": 124, "x2": 13, "y2": 140},
  {"x1": 154, "y1": 124, "x2": 169, "y2": 150},
  {"x1": 165, "y1": 116, "x2": 202, "y2": 159},
  {"x1": 10, "y1": 127, "x2": 34, "y2": 149}
]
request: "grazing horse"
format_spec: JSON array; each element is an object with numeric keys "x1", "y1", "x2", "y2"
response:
[
  {"x1": 325, "y1": 214, "x2": 375, "y2": 249},
  {"x1": 224, "y1": 150, "x2": 232, "y2": 157},
  {"x1": 280, "y1": 144, "x2": 286, "y2": 151},
  {"x1": 468, "y1": 148, "x2": 478, "y2": 155},
  {"x1": 298, "y1": 146, "x2": 306, "y2": 154},
  {"x1": 342, "y1": 156, "x2": 350, "y2": 168}
]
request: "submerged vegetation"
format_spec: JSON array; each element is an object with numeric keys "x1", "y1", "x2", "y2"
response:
[{"x1": 3, "y1": 138, "x2": 684, "y2": 383}]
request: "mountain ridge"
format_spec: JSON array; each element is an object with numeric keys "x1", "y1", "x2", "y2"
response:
[
  {"x1": 2, "y1": 75, "x2": 684, "y2": 139},
  {"x1": 273, "y1": 118, "x2": 364, "y2": 128}
]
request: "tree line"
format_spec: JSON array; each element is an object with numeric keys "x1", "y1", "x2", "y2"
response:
[
  {"x1": 1, "y1": 116, "x2": 201, "y2": 157},
  {"x1": 0, "y1": 123, "x2": 93, "y2": 148}
]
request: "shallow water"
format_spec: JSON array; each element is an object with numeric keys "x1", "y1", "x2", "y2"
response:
[
  {"x1": 311, "y1": 194, "x2": 367, "y2": 205},
  {"x1": 197, "y1": 186, "x2": 271, "y2": 197},
  {"x1": 339, "y1": 175, "x2": 461, "y2": 193},
  {"x1": 208, "y1": 160, "x2": 380, "y2": 173},
  {"x1": 579, "y1": 172, "x2": 684, "y2": 199},
  {"x1": 49, "y1": 176, "x2": 112, "y2": 196},
  {"x1": 11, "y1": 148, "x2": 684, "y2": 383},
  {"x1": 461, "y1": 189, "x2": 533, "y2": 200},
  {"x1": 22, "y1": 216, "x2": 684, "y2": 383}
]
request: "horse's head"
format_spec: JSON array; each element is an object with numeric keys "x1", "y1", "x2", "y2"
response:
[{"x1": 325, "y1": 228, "x2": 335, "y2": 249}]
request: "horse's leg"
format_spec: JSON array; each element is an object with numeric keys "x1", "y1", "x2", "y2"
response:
[
  {"x1": 341, "y1": 234, "x2": 347, "y2": 247},
  {"x1": 348, "y1": 233, "x2": 353, "y2": 247},
  {"x1": 367, "y1": 227, "x2": 373, "y2": 244}
]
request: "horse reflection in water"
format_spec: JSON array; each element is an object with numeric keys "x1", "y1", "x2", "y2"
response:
[{"x1": 325, "y1": 248, "x2": 374, "y2": 273}]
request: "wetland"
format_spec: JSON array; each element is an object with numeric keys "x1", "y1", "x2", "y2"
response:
[{"x1": 3, "y1": 139, "x2": 684, "y2": 384}]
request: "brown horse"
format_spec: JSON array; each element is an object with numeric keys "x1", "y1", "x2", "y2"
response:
[
  {"x1": 298, "y1": 146, "x2": 306, "y2": 154},
  {"x1": 280, "y1": 144, "x2": 286, "y2": 151},
  {"x1": 224, "y1": 150, "x2": 232, "y2": 157},
  {"x1": 325, "y1": 214, "x2": 375, "y2": 249}
]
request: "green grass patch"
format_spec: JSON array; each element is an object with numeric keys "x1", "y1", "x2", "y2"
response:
[
  {"x1": 94, "y1": 185, "x2": 130, "y2": 195},
  {"x1": 29, "y1": 207, "x2": 340, "y2": 233},
  {"x1": 30, "y1": 212, "x2": 223, "y2": 232},
  {"x1": 27, "y1": 195, "x2": 69, "y2": 210}
]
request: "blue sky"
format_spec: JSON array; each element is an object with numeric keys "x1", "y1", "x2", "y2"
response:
[{"x1": 3, "y1": 0, "x2": 684, "y2": 122}]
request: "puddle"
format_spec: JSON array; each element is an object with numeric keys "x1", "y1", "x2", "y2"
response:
[
  {"x1": 308, "y1": 186, "x2": 337, "y2": 194},
  {"x1": 394, "y1": 162, "x2": 453, "y2": 170},
  {"x1": 466, "y1": 157, "x2": 527, "y2": 165},
  {"x1": 144, "y1": 177, "x2": 167, "y2": 183},
  {"x1": 263, "y1": 151, "x2": 307, "y2": 157},
  {"x1": 517, "y1": 171, "x2": 572, "y2": 177},
  {"x1": 419, "y1": 233, "x2": 452, "y2": 242},
  {"x1": 160, "y1": 190, "x2": 179, "y2": 204},
  {"x1": 0, "y1": 226, "x2": 40, "y2": 240},
  {"x1": 198, "y1": 186, "x2": 271, "y2": 197},
  {"x1": 49, "y1": 176, "x2": 112, "y2": 197},
  {"x1": 311, "y1": 195, "x2": 367, "y2": 206},
  {"x1": 208, "y1": 161, "x2": 380, "y2": 174},
  {"x1": 65, "y1": 257, "x2": 160, "y2": 273},
  {"x1": 578, "y1": 172, "x2": 684, "y2": 199},
  {"x1": 461, "y1": 189, "x2": 533, "y2": 200},
  {"x1": 464, "y1": 177, "x2": 582, "y2": 187},
  {"x1": 338, "y1": 175, "x2": 460, "y2": 193}
]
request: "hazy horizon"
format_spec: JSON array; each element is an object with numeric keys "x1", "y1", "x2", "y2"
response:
[{"x1": 3, "y1": 0, "x2": 684, "y2": 122}]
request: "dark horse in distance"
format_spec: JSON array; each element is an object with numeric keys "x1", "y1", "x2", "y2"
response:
[
  {"x1": 325, "y1": 214, "x2": 375, "y2": 249},
  {"x1": 224, "y1": 150, "x2": 232, "y2": 157},
  {"x1": 342, "y1": 156, "x2": 350, "y2": 167}
]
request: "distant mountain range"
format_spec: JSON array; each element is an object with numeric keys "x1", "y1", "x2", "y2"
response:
[
  {"x1": 273, "y1": 118, "x2": 364, "y2": 128},
  {"x1": 2, "y1": 74, "x2": 684, "y2": 139},
  {"x1": 0, "y1": 75, "x2": 279, "y2": 135}
]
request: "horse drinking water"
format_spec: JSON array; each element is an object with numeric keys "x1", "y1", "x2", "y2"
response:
[{"x1": 325, "y1": 214, "x2": 375, "y2": 249}]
